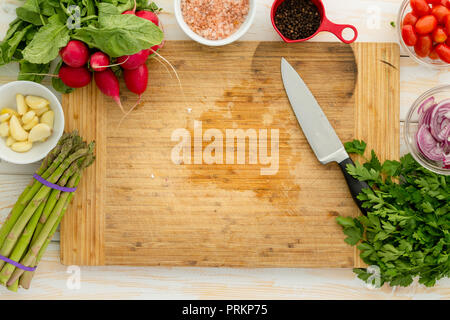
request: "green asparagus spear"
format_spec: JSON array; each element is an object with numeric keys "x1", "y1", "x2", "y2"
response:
[
  {"x1": 39, "y1": 132, "x2": 71, "y2": 172},
  {"x1": 8, "y1": 171, "x2": 83, "y2": 285},
  {"x1": 19, "y1": 138, "x2": 75, "y2": 205},
  {"x1": 19, "y1": 186, "x2": 77, "y2": 289},
  {"x1": 0, "y1": 195, "x2": 49, "y2": 284},
  {"x1": 0, "y1": 147, "x2": 90, "y2": 261},
  {"x1": 0, "y1": 136, "x2": 74, "y2": 248},
  {"x1": 10, "y1": 155, "x2": 94, "y2": 288},
  {"x1": 3, "y1": 135, "x2": 70, "y2": 290},
  {"x1": 0, "y1": 156, "x2": 85, "y2": 278},
  {"x1": 6, "y1": 278, "x2": 18, "y2": 292},
  {"x1": 30, "y1": 156, "x2": 88, "y2": 246}
]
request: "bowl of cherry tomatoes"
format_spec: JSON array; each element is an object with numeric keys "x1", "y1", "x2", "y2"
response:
[{"x1": 398, "y1": 0, "x2": 450, "y2": 68}]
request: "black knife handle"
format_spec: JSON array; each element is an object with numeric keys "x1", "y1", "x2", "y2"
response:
[{"x1": 338, "y1": 157, "x2": 371, "y2": 216}]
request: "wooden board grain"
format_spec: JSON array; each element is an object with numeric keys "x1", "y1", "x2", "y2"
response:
[{"x1": 60, "y1": 41, "x2": 399, "y2": 267}]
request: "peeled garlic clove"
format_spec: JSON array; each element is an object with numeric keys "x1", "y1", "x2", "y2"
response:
[
  {"x1": 22, "y1": 116, "x2": 39, "y2": 131},
  {"x1": 34, "y1": 106, "x2": 49, "y2": 117},
  {"x1": 16, "y1": 94, "x2": 28, "y2": 115},
  {"x1": 0, "y1": 122, "x2": 9, "y2": 137},
  {"x1": 0, "y1": 113, "x2": 10, "y2": 122},
  {"x1": 1, "y1": 108, "x2": 19, "y2": 118},
  {"x1": 9, "y1": 115, "x2": 28, "y2": 141},
  {"x1": 40, "y1": 110, "x2": 54, "y2": 128},
  {"x1": 22, "y1": 110, "x2": 36, "y2": 124},
  {"x1": 25, "y1": 96, "x2": 49, "y2": 110},
  {"x1": 6, "y1": 136, "x2": 16, "y2": 147},
  {"x1": 28, "y1": 123, "x2": 51, "y2": 143},
  {"x1": 11, "y1": 141, "x2": 32, "y2": 153}
]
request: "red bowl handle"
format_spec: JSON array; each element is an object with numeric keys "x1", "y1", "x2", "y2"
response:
[{"x1": 319, "y1": 17, "x2": 358, "y2": 44}]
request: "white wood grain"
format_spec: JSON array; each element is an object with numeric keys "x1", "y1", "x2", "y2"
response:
[
  {"x1": 0, "y1": 243, "x2": 449, "y2": 299},
  {"x1": 0, "y1": 0, "x2": 448, "y2": 299}
]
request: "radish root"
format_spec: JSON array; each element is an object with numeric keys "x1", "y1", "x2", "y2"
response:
[
  {"x1": 118, "y1": 95, "x2": 142, "y2": 128},
  {"x1": 153, "y1": 55, "x2": 172, "y2": 78},
  {"x1": 94, "y1": 56, "x2": 130, "y2": 69},
  {"x1": 117, "y1": 48, "x2": 188, "y2": 126},
  {"x1": 114, "y1": 96, "x2": 126, "y2": 114},
  {"x1": 149, "y1": 48, "x2": 188, "y2": 108}
]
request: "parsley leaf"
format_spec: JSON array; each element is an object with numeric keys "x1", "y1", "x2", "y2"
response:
[
  {"x1": 344, "y1": 140, "x2": 367, "y2": 155},
  {"x1": 337, "y1": 141, "x2": 450, "y2": 288}
]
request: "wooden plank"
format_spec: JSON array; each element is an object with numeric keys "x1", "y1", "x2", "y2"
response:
[
  {"x1": 352, "y1": 43, "x2": 400, "y2": 267},
  {"x1": 60, "y1": 41, "x2": 399, "y2": 267},
  {"x1": 60, "y1": 84, "x2": 106, "y2": 266}
]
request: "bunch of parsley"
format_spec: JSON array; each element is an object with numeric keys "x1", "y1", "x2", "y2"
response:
[{"x1": 337, "y1": 140, "x2": 449, "y2": 287}]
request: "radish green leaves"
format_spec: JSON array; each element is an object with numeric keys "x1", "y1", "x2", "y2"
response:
[
  {"x1": 73, "y1": 12, "x2": 163, "y2": 57},
  {"x1": 0, "y1": 0, "x2": 162, "y2": 88},
  {"x1": 22, "y1": 19, "x2": 70, "y2": 64}
]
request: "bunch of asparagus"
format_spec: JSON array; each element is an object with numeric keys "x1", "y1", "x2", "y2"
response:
[{"x1": 0, "y1": 131, "x2": 95, "y2": 292}]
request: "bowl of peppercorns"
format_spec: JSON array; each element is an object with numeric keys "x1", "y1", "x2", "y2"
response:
[{"x1": 271, "y1": 0, "x2": 358, "y2": 44}]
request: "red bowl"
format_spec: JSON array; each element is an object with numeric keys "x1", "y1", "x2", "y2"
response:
[{"x1": 271, "y1": 0, "x2": 358, "y2": 44}]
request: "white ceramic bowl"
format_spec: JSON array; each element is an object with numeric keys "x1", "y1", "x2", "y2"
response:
[
  {"x1": 0, "y1": 81, "x2": 64, "y2": 165},
  {"x1": 174, "y1": 0, "x2": 256, "y2": 46}
]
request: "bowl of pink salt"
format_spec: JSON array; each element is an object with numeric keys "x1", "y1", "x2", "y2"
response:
[{"x1": 174, "y1": 0, "x2": 256, "y2": 46}]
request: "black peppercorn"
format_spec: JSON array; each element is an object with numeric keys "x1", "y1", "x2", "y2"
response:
[{"x1": 274, "y1": 0, "x2": 321, "y2": 40}]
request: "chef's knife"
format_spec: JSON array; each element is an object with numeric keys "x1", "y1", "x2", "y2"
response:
[{"x1": 281, "y1": 58, "x2": 370, "y2": 215}]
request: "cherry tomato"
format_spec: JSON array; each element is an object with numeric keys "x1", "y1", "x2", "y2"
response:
[
  {"x1": 445, "y1": 15, "x2": 450, "y2": 32},
  {"x1": 426, "y1": 0, "x2": 442, "y2": 4},
  {"x1": 411, "y1": 0, "x2": 431, "y2": 16},
  {"x1": 432, "y1": 27, "x2": 448, "y2": 42},
  {"x1": 435, "y1": 43, "x2": 450, "y2": 62},
  {"x1": 446, "y1": 37, "x2": 450, "y2": 46},
  {"x1": 442, "y1": 0, "x2": 450, "y2": 8},
  {"x1": 415, "y1": 15, "x2": 438, "y2": 34},
  {"x1": 429, "y1": 46, "x2": 440, "y2": 59},
  {"x1": 402, "y1": 24, "x2": 419, "y2": 45},
  {"x1": 414, "y1": 35, "x2": 433, "y2": 56},
  {"x1": 403, "y1": 12, "x2": 419, "y2": 25},
  {"x1": 431, "y1": 5, "x2": 450, "y2": 23}
]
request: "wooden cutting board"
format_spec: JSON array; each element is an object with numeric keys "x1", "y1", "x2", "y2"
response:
[{"x1": 60, "y1": 41, "x2": 399, "y2": 267}]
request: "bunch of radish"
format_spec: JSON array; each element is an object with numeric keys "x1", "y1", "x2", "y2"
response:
[{"x1": 58, "y1": 10, "x2": 164, "y2": 114}]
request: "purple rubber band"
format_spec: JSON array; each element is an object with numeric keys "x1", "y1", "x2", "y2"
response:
[
  {"x1": 0, "y1": 255, "x2": 36, "y2": 272},
  {"x1": 33, "y1": 174, "x2": 77, "y2": 193}
]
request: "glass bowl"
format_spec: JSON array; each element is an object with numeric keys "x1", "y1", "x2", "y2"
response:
[
  {"x1": 397, "y1": 0, "x2": 450, "y2": 69},
  {"x1": 404, "y1": 85, "x2": 450, "y2": 175}
]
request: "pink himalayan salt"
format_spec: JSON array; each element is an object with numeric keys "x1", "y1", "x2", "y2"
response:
[{"x1": 181, "y1": 0, "x2": 250, "y2": 40}]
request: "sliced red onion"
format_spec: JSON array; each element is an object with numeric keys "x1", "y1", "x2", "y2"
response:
[
  {"x1": 418, "y1": 96, "x2": 435, "y2": 115},
  {"x1": 416, "y1": 126, "x2": 444, "y2": 161},
  {"x1": 430, "y1": 99, "x2": 450, "y2": 141},
  {"x1": 416, "y1": 97, "x2": 450, "y2": 168},
  {"x1": 419, "y1": 103, "x2": 436, "y2": 128}
]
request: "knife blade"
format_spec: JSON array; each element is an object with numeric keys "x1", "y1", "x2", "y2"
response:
[{"x1": 281, "y1": 57, "x2": 370, "y2": 215}]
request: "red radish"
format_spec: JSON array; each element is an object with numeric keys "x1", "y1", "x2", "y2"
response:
[
  {"x1": 116, "y1": 49, "x2": 150, "y2": 70},
  {"x1": 94, "y1": 69, "x2": 125, "y2": 113},
  {"x1": 90, "y1": 52, "x2": 110, "y2": 72},
  {"x1": 122, "y1": 0, "x2": 137, "y2": 14},
  {"x1": 136, "y1": 10, "x2": 159, "y2": 25},
  {"x1": 59, "y1": 65, "x2": 92, "y2": 88},
  {"x1": 119, "y1": 64, "x2": 149, "y2": 126},
  {"x1": 124, "y1": 63, "x2": 148, "y2": 95},
  {"x1": 151, "y1": 41, "x2": 165, "y2": 53},
  {"x1": 59, "y1": 40, "x2": 90, "y2": 68}
]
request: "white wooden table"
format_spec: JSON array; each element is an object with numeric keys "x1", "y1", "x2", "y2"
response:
[{"x1": 0, "y1": 0, "x2": 449, "y2": 299}]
